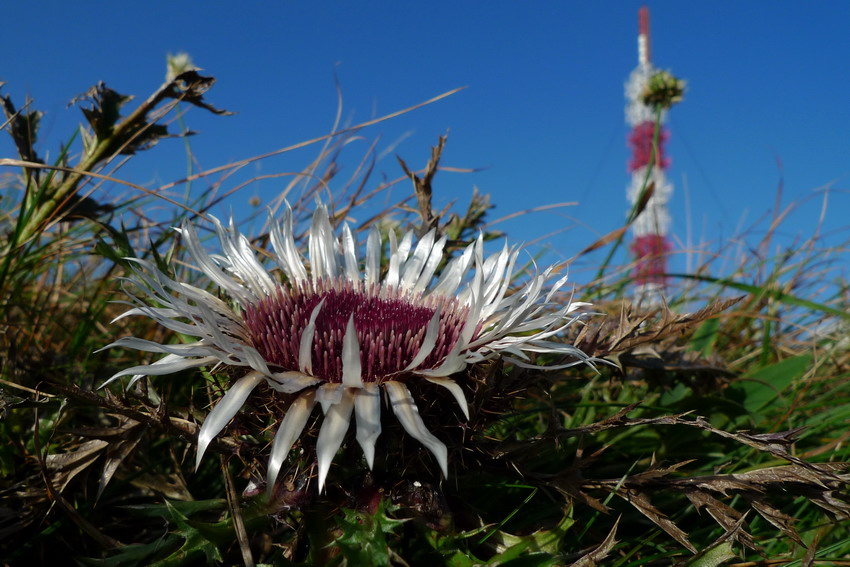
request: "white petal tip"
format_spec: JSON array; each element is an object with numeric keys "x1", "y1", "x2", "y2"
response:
[
  {"x1": 354, "y1": 385, "x2": 382, "y2": 470},
  {"x1": 195, "y1": 443, "x2": 208, "y2": 472},
  {"x1": 424, "y1": 377, "x2": 470, "y2": 421},
  {"x1": 385, "y1": 381, "x2": 450, "y2": 479},
  {"x1": 433, "y1": 445, "x2": 449, "y2": 478},
  {"x1": 267, "y1": 391, "x2": 317, "y2": 491},
  {"x1": 362, "y1": 447, "x2": 376, "y2": 470},
  {"x1": 193, "y1": 372, "x2": 264, "y2": 474},
  {"x1": 315, "y1": 391, "x2": 354, "y2": 493}
]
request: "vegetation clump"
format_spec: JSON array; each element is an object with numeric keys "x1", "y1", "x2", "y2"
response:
[{"x1": 1, "y1": 60, "x2": 848, "y2": 566}]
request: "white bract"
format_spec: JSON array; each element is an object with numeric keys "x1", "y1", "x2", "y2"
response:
[{"x1": 102, "y1": 203, "x2": 590, "y2": 492}]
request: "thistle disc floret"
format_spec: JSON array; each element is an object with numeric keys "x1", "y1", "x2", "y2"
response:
[{"x1": 244, "y1": 281, "x2": 469, "y2": 384}]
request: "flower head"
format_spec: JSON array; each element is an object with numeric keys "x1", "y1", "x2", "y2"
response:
[
  {"x1": 641, "y1": 70, "x2": 686, "y2": 110},
  {"x1": 102, "y1": 203, "x2": 590, "y2": 492},
  {"x1": 165, "y1": 52, "x2": 198, "y2": 83}
]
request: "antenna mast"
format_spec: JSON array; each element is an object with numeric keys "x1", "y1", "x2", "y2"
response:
[
  {"x1": 625, "y1": 6, "x2": 673, "y2": 306},
  {"x1": 638, "y1": 5, "x2": 650, "y2": 66}
]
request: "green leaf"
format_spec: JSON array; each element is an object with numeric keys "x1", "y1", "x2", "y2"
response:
[
  {"x1": 150, "y1": 238, "x2": 174, "y2": 278},
  {"x1": 120, "y1": 498, "x2": 227, "y2": 518},
  {"x1": 94, "y1": 222, "x2": 137, "y2": 268},
  {"x1": 77, "y1": 537, "x2": 182, "y2": 567},
  {"x1": 443, "y1": 551, "x2": 478, "y2": 567},
  {"x1": 684, "y1": 541, "x2": 737, "y2": 567},
  {"x1": 689, "y1": 318, "x2": 720, "y2": 356},
  {"x1": 483, "y1": 514, "x2": 573, "y2": 566},
  {"x1": 487, "y1": 540, "x2": 530, "y2": 564},
  {"x1": 528, "y1": 515, "x2": 575, "y2": 554},
  {"x1": 148, "y1": 501, "x2": 226, "y2": 566},
  {"x1": 497, "y1": 514, "x2": 575, "y2": 557},
  {"x1": 737, "y1": 354, "x2": 813, "y2": 413},
  {"x1": 478, "y1": 487, "x2": 538, "y2": 545},
  {"x1": 660, "y1": 382, "x2": 692, "y2": 406},
  {"x1": 668, "y1": 273, "x2": 850, "y2": 321},
  {"x1": 331, "y1": 499, "x2": 407, "y2": 567}
]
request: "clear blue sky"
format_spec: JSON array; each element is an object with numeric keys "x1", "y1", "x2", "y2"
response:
[{"x1": 3, "y1": 2, "x2": 848, "y2": 284}]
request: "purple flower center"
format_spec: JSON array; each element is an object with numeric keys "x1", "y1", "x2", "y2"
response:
[{"x1": 244, "y1": 281, "x2": 468, "y2": 383}]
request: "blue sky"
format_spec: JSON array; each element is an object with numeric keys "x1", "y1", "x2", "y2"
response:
[{"x1": 2, "y1": 2, "x2": 848, "y2": 284}]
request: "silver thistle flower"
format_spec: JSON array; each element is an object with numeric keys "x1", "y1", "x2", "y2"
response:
[{"x1": 102, "y1": 203, "x2": 590, "y2": 492}]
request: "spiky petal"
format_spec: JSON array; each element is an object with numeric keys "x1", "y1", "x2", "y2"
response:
[{"x1": 196, "y1": 371, "x2": 265, "y2": 470}]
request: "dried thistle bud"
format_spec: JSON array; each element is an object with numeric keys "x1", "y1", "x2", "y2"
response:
[
  {"x1": 641, "y1": 70, "x2": 686, "y2": 110},
  {"x1": 166, "y1": 52, "x2": 199, "y2": 83}
]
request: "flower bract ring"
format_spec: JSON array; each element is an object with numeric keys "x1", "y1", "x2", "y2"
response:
[{"x1": 101, "y1": 202, "x2": 590, "y2": 492}]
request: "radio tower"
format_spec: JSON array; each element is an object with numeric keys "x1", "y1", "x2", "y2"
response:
[{"x1": 625, "y1": 6, "x2": 673, "y2": 305}]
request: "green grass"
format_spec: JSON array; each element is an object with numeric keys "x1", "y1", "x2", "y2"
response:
[{"x1": 1, "y1": 61, "x2": 849, "y2": 566}]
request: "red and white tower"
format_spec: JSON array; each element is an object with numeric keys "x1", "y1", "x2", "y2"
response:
[{"x1": 625, "y1": 6, "x2": 673, "y2": 305}]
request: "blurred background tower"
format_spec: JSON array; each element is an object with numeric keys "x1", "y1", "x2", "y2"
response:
[{"x1": 625, "y1": 6, "x2": 673, "y2": 306}]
